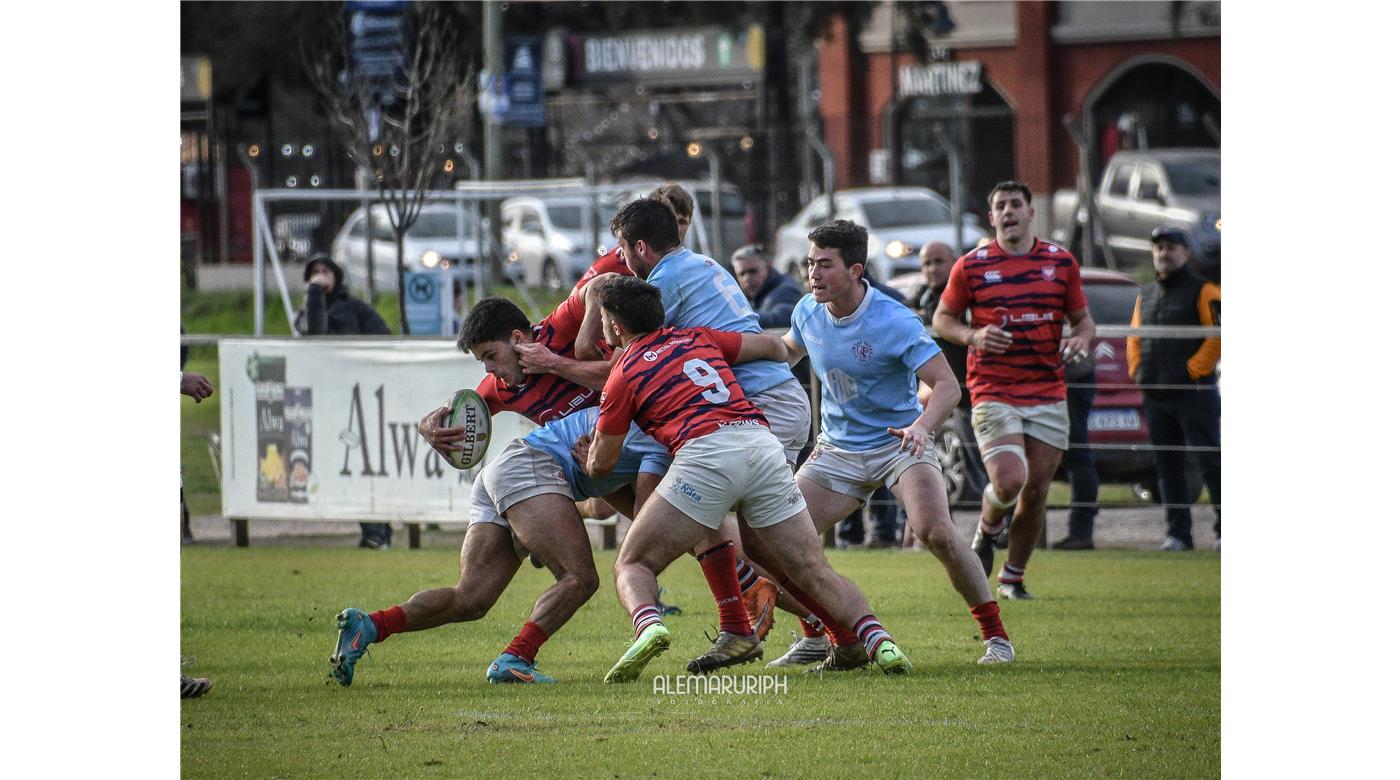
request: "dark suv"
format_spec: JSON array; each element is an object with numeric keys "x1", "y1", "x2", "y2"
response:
[{"x1": 889, "y1": 267, "x2": 1157, "y2": 506}]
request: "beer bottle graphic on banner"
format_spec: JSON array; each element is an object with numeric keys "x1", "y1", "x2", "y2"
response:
[
  {"x1": 284, "y1": 387, "x2": 313, "y2": 503},
  {"x1": 248, "y1": 353, "x2": 289, "y2": 503}
]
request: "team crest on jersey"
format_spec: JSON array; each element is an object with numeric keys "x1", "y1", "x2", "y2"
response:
[
  {"x1": 976, "y1": 249, "x2": 989, "y2": 259},
  {"x1": 1041, "y1": 265, "x2": 1056, "y2": 281},
  {"x1": 1047, "y1": 244, "x2": 1060, "y2": 254},
  {"x1": 984, "y1": 270, "x2": 1002, "y2": 283},
  {"x1": 643, "y1": 351, "x2": 658, "y2": 362},
  {"x1": 851, "y1": 340, "x2": 874, "y2": 364}
]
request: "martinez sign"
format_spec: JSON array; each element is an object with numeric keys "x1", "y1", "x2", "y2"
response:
[{"x1": 899, "y1": 61, "x2": 983, "y2": 97}]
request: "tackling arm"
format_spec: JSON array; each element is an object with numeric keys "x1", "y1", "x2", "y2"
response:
[
  {"x1": 515, "y1": 342, "x2": 616, "y2": 391},
  {"x1": 734, "y1": 332, "x2": 792, "y2": 364},
  {"x1": 579, "y1": 430, "x2": 625, "y2": 479}
]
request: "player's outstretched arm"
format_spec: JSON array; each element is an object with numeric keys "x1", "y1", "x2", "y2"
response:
[
  {"x1": 515, "y1": 342, "x2": 617, "y2": 391},
  {"x1": 733, "y1": 332, "x2": 792, "y2": 364},
  {"x1": 573, "y1": 273, "x2": 618, "y2": 360},
  {"x1": 887, "y1": 353, "x2": 960, "y2": 458}
]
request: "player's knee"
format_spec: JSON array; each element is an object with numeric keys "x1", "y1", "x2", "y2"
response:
[
  {"x1": 453, "y1": 593, "x2": 494, "y2": 622},
  {"x1": 567, "y1": 567, "x2": 600, "y2": 601},
  {"x1": 914, "y1": 522, "x2": 958, "y2": 557}
]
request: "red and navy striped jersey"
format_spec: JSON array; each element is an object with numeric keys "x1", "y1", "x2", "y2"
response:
[
  {"x1": 597, "y1": 327, "x2": 767, "y2": 455},
  {"x1": 546, "y1": 246, "x2": 633, "y2": 358},
  {"x1": 939, "y1": 239, "x2": 1089, "y2": 406},
  {"x1": 572, "y1": 245, "x2": 632, "y2": 291},
  {"x1": 474, "y1": 308, "x2": 599, "y2": 424}
]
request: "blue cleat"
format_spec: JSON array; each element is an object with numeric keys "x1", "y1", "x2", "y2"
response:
[
  {"x1": 487, "y1": 652, "x2": 557, "y2": 684},
  {"x1": 330, "y1": 608, "x2": 377, "y2": 687}
]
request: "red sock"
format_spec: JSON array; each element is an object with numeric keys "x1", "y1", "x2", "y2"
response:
[
  {"x1": 971, "y1": 601, "x2": 1009, "y2": 641},
  {"x1": 799, "y1": 614, "x2": 825, "y2": 638},
  {"x1": 698, "y1": 542, "x2": 751, "y2": 636},
  {"x1": 779, "y1": 577, "x2": 859, "y2": 646},
  {"x1": 368, "y1": 606, "x2": 406, "y2": 643},
  {"x1": 503, "y1": 621, "x2": 551, "y2": 664}
]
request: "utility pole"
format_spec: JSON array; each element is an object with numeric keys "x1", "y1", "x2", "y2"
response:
[{"x1": 483, "y1": 0, "x2": 505, "y2": 283}]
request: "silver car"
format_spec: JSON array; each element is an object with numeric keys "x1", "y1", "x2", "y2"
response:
[
  {"x1": 330, "y1": 202, "x2": 499, "y2": 294},
  {"x1": 501, "y1": 196, "x2": 615, "y2": 290},
  {"x1": 773, "y1": 187, "x2": 986, "y2": 282}
]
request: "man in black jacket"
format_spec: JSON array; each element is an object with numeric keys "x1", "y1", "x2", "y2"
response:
[
  {"x1": 731, "y1": 244, "x2": 805, "y2": 328},
  {"x1": 296, "y1": 254, "x2": 395, "y2": 549},
  {"x1": 1128, "y1": 227, "x2": 1222, "y2": 551},
  {"x1": 296, "y1": 254, "x2": 392, "y2": 337}
]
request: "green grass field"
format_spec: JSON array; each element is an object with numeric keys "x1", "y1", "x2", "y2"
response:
[{"x1": 180, "y1": 546, "x2": 1219, "y2": 777}]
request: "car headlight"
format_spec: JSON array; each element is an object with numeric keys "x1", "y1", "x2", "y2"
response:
[
  {"x1": 1202, "y1": 213, "x2": 1221, "y2": 232},
  {"x1": 507, "y1": 250, "x2": 521, "y2": 264},
  {"x1": 885, "y1": 240, "x2": 912, "y2": 259},
  {"x1": 420, "y1": 250, "x2": 442, "y2": 268}
]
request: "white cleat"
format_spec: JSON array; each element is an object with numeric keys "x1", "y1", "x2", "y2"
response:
[
  {"x1": 766, "y1": 633, "x2": 831, "y2": 667},
  {"x1": 978, "y1": 636, "x2": 1015, "y2": 665}
]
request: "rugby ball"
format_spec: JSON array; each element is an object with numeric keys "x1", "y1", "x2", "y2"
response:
[{"x1": 445, "y1": 389, "x2": 491, "y2": 470}]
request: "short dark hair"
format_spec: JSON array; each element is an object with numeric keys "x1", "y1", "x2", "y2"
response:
[
  {"x1": 457, "y1": 296, "x2": 530, "y2": 353},
  {"x1": 649, "y1": 183, "x2": 694, "y2": 220},
  {"x1": 987, "y1": 180, "x2": 1033, "y2": 208},
  {"x1": 807, "y1": 219, "x2": 868, "y2": 268},
  {"x1": 595, "y1": 275, "x2": 665, "y2": 335},
  {"x1": 610, "y1": 199, "x2": 680, "y2": 254}
]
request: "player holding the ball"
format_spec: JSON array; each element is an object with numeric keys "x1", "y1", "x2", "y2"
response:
[{"x1": 331, "y1": 405, "x2": 674, "y2": 686}]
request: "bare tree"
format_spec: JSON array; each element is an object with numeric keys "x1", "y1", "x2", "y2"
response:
[{"x1": 305, "y1": 4, "x2": 474, "y2": 333}]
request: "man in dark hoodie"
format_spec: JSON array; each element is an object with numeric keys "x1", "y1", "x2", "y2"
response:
[
  {"x1": 296, "y1": 254, "x2": 395, "y2": 548},
  {"x1": 296, "y1": 254, "x2": 392, "y2": 338}
]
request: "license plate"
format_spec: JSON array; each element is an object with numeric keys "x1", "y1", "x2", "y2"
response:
[{"x1": 1088, "y1": 408, "x2": 1141, "y2": 431}]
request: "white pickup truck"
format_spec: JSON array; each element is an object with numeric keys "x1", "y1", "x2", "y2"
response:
[{"x1": 1051, "y1": 148, "x2": 1220, "y2": 282}]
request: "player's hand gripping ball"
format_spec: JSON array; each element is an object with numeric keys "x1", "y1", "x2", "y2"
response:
[{"x1": 445, "y1": 389, "x2": 492, "y2": 469}]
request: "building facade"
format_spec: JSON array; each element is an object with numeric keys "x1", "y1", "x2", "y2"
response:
[{"x1": 816, "y1": 1, "x2": 1220, "y2": 232}]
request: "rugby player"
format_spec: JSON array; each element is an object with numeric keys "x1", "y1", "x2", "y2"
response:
[
  {"x1": 331, "y1": 407, "x2": 672, "y2": 685},
  {"x1": 581, "y1": 275, "x2": 912, "y2": 682},
  {"x1": 933, "y1": 181, "x2": 1096, "y2": 600},
  {"x1": 417, "y1": 295, "x2": 776, "y2": 664},
  {"x1": 776, "y1": 219, "x2": 1014, "y2": 666}
]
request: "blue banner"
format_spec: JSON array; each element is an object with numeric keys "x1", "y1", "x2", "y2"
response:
[{"x1": 402, "y1": 269, "x2": 450, "y2": 335}]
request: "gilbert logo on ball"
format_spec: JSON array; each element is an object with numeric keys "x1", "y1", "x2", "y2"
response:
[{"x1": 446, "y1": 389, "x2": 492, "y2": 470}]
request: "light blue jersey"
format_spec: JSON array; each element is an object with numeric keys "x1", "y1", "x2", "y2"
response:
[
  {"x1": 524, "y1": 407, "x2": 671, "y2": 500},
  {"x1": 646, "y1": 246, "x2": 794, "y2": 395},
  {"x1": 789, "y1": 283, "x2": 942, "y2": 450}
]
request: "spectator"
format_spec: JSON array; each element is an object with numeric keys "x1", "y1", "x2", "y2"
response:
[
  {"x1": 909, "y1": 241, "x2": 955, "y2": 324},
  {"x1": 731, "y1": 244, "x2": 804, "y2": 329},
  {"x1": 295, "y1": 254, "x2": 395, "y2": 549},
  {"x1": 180, "y1": 364, "x2": 215, "y2": 699},
  {"x1": 1051, "y1": 342, "x2": 1100, "y2": 550},
  {"x1": 1128, "y1": 226, "x2": 1222, "y2": 551},
  {"x1": 295, "y1": 253, "x2": 392, "y2": 338}
]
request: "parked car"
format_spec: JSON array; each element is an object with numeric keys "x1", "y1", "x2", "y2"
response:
[
  {"x1": 613, "y1": 179, "x2": 753, "y2": 267},
  {"x1": 1051, "y1": 148, "x2": 1221, "y2": 282},
  {"x1": 773, "y1": 187, "x2": 987, "y2": 284},
  {"x1": 500, "y1": 195, "x2": 618, "y2": 290},
  {"x1": 887, "y1": 266, "x2": 1158, "y2": 506},
  {"x1": 330, "y1": 202, "x2": 503, "y2": 295}
]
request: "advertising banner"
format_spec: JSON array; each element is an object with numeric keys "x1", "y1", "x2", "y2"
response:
[{"x1": 218, "y1": 339, "x2": 536, "y2": 522}]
